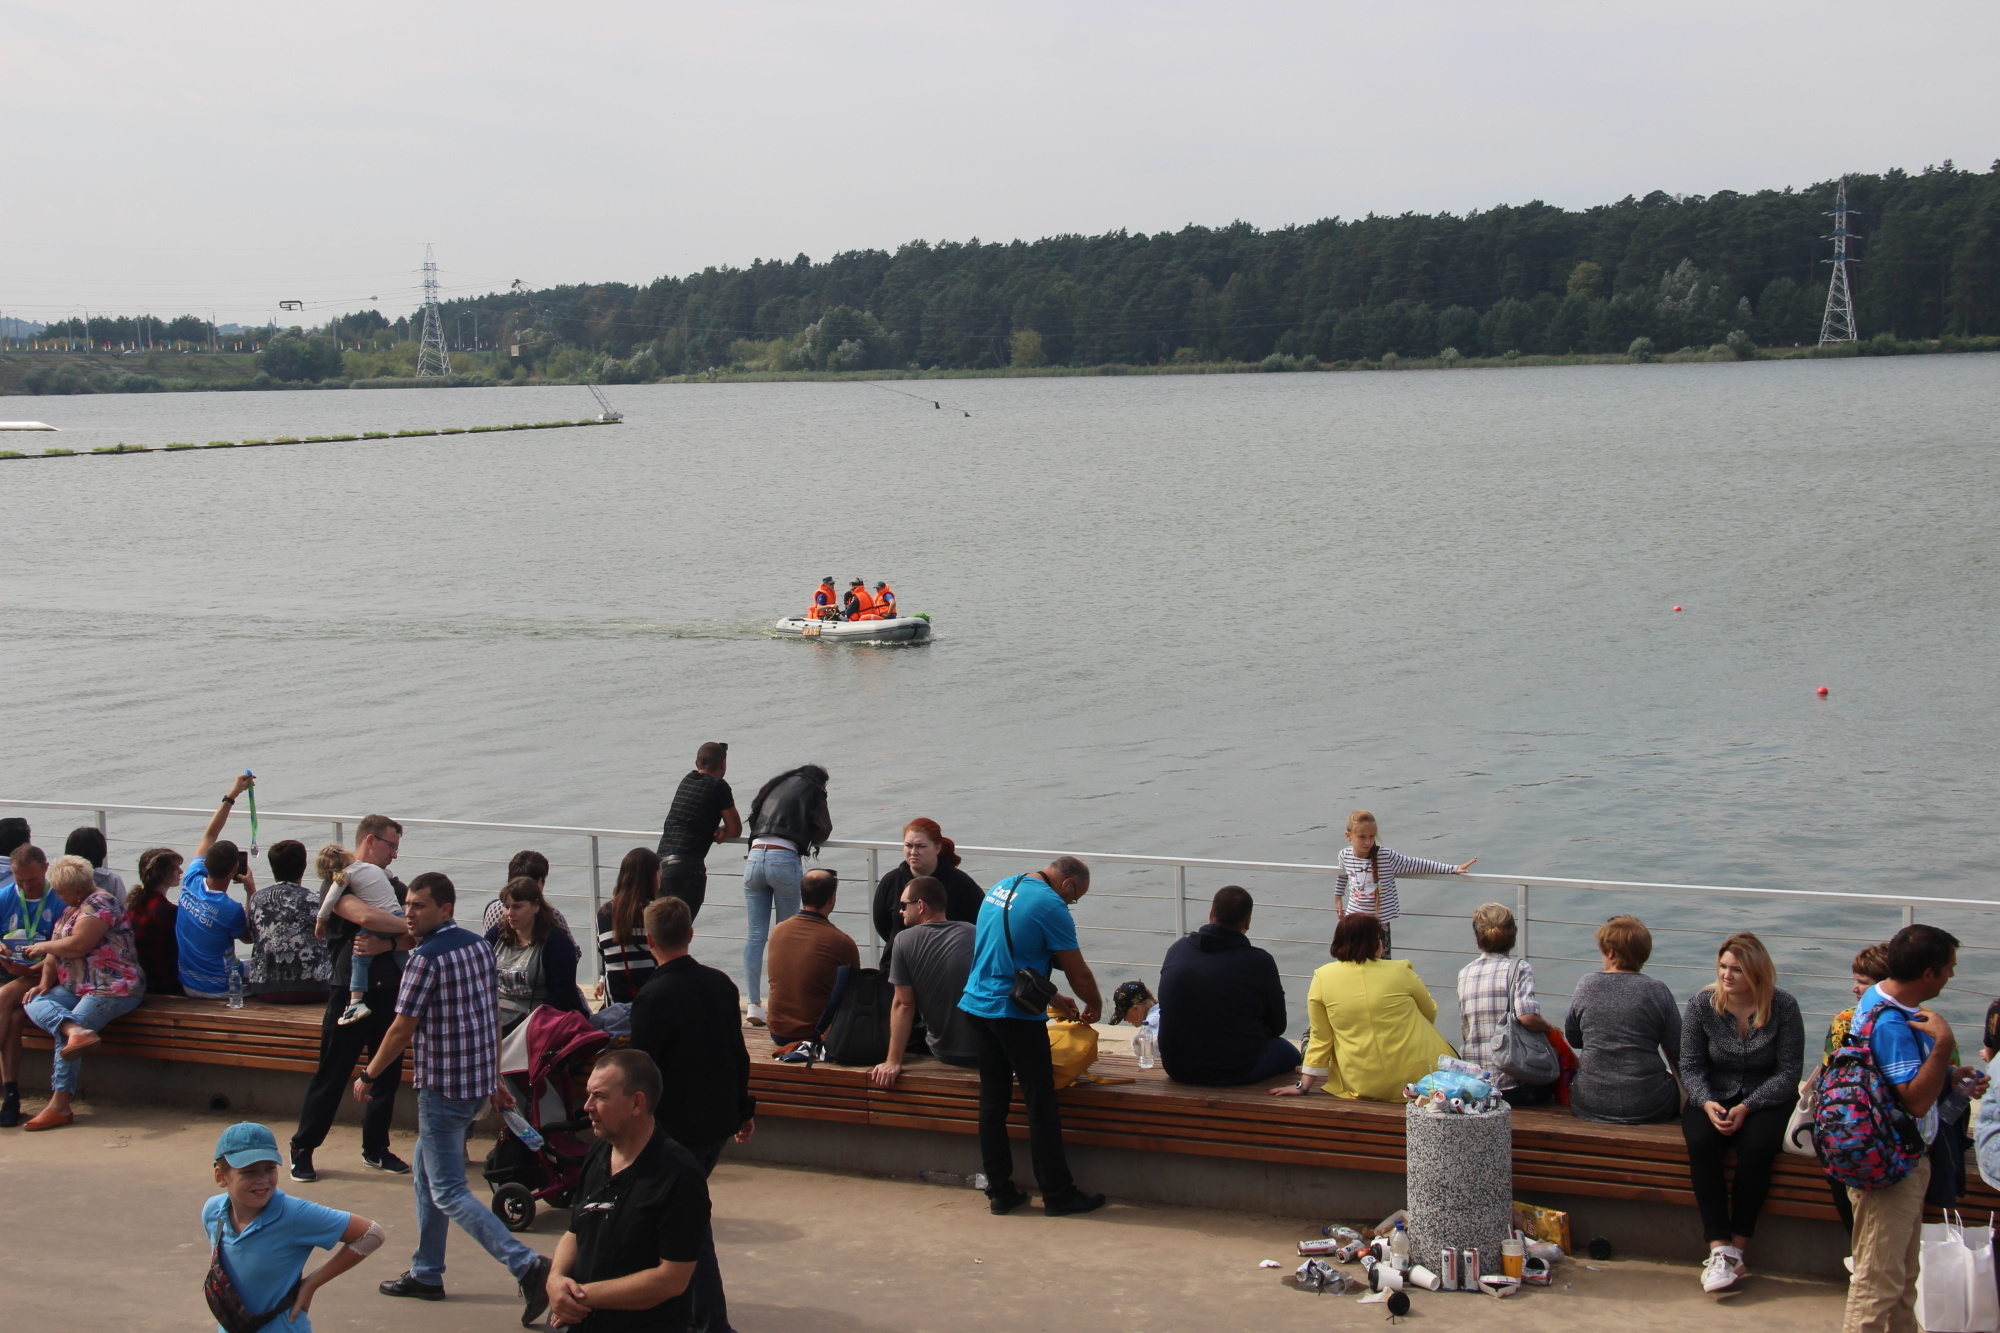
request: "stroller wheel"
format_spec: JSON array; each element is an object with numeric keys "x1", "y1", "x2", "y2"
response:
[{"x1": 492, "y1": 1182, "x2": 536, "y2": 1232}]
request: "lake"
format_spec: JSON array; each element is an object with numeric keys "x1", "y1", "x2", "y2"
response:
[{"x1": 6, "y1": 355, "x2": 1998, "y2": 1025}]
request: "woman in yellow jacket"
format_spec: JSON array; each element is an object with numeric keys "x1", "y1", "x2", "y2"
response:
[{"x1": 1270, "y1": 912, "x2": 1453, "y2": 1102}]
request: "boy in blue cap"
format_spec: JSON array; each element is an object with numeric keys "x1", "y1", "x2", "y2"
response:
[{"x1": 203, "y1": 1122, "x2": 385, "y2": 1332}]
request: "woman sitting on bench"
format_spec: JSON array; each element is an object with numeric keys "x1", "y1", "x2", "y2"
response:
[{"x1": 19, "y1": 854, "x2": 147, "y2": 1130}]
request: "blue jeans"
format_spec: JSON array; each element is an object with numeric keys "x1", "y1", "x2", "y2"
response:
[
  {"x1": 25, "y1": 985, "x2": 142, "y2": 1094},
  {"x1": 410, "y1": 1089, "x2": 537, "y2": 1286},
  {"x1": 741, "y1": 846, "x2": 801, "y2": 1005}
]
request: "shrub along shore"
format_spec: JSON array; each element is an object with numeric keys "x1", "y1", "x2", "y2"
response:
[{"x1": 0, "y1": 417, "x2": 614, "y2": 462}]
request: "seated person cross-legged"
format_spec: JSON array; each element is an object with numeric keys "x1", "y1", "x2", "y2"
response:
[
  {"x1": 1454, "y1": 902, "x2": 1558, "y2": 1107},
  {"x1": 870, "y1": 876, "x2": 981, "y2": 1086},
  {"x1": 20, "y1": 854, "x2": 147, "y2": 1131},
  {"x1": 1156, "y1": 885, "x2": 1297, "y2": 1087},
  {"x1": 764, "y1": 869, "x2": 858, "y2": 1053},
  {"x1": 1272, "y1": 912, "x2": 1452, "y2": 1103}
]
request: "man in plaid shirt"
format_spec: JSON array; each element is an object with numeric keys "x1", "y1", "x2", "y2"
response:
[{"x1": 354, "y1": 872, "x2": 552, "y2": 1322}]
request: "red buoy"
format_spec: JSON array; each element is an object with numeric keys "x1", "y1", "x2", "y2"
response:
[
  {"x1": 1817, "y1": 686, "x2": 1830, "y2": 696},
  {"x1": 1672, "y1": 605, "x2": 1682, "y2": 612}
]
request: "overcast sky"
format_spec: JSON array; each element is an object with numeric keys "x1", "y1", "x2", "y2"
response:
[{"x1": 8, "y1": 1, "x2": 1998, "y2": 325}]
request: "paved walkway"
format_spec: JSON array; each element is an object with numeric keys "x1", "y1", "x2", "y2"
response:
[{"x1": 0, "y1": 1101, "x2": 1849, "y2": 1330}]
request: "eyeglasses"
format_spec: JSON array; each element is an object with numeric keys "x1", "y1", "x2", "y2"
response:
[{"x1": 899, "y1": 898, "x2": 921, "y2": 910}]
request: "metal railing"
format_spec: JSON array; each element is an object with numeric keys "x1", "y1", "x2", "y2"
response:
[{"x1": 9, "y1": 797, "x2": 1998, "y2": 1031}]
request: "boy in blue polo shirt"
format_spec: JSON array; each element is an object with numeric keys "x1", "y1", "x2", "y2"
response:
[{"x1": 203, "y1": 1122, "x2": 385, "y2": 1333}]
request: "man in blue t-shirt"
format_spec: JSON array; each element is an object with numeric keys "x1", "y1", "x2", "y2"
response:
[
  {"x1": 1846, "y1": 924, "x2": 1989, "y2": 1333},
  {"x1": 1, "y1": 842, "x2": 60, "y2": 1126},
  {"x1": 957, "y1": 856, "x2": 1105, "y2": 1219},
  {"x1": 177, "y1": 775, "x2": 259, "y2": 998}
]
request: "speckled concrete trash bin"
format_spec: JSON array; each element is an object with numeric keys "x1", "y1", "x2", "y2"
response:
[{"x1": 1405, "y1": 1100, "x2": 1513, "y2": 1279}]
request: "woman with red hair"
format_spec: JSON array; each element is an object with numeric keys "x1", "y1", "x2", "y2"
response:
[{"x1": 871, "y1": 819, "x2": 983, "y2": 962}]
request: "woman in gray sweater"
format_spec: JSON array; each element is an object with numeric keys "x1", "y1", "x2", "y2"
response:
[
  {"x1": 1566, "y1": 915, "x2": 1681, "y2": 1123},
  {"x1": 1677, "y1": 932, "x2": 1805, "y2": 1295}
]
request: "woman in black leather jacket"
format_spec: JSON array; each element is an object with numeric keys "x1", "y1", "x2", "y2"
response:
[{"x1": 739, "y1": 765, "x2": 831, "y2": 1026}]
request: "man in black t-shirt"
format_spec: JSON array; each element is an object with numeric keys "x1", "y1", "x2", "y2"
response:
[
  {"x1": 655, "y1": 742, "x2": 740, "y2": 922},
  {"x1": 549, "y1": 1049, "x2": 710, "y2": 1333}
]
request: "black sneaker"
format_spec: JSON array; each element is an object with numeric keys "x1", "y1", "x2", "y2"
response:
[
  {"x1": 519, "y1": 1253, "x2": 552, "y2": 1327},
  {"x1": 987, "y1": 1183, "x2": 1031, "y2": 1215},
  {"x1": 1042, "y1": 1188, "x2": 1107, "y2": 1217},
  {"x1": 379, "y1": 1272, "x2": 446, "y2": 1301},
  {"x1": 0, "y1": 1094, "x2": 22, "y2": 1129},
  {"x1": 363, "y1": 1149, "x2": 411, "y2": 1174},
  {"x1": 290, "y1": 1149, "x2": 318, "y2": 1182}
]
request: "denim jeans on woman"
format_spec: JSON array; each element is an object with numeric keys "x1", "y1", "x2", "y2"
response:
[
  {"x1": 411, "y1": 1088, "x2": 538, "y2": 1286},
  {"x1": 741, "y1": 846, "x2": 801, "y2": 1006},
  {"x1": 24, "y1": 985, "x2": 143, "y2": 1093}
]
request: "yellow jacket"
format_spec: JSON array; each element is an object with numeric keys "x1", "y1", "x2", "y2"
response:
[{"x1": 1300, "y1": 958, "x2": 1454, "y2": 1101}]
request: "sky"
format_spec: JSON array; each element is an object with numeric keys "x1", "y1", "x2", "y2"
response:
[{"x1": 6, "y1": 0, "x2": 1998, "y2": 326}]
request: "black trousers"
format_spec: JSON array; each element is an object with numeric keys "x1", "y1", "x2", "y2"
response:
[
  {"x1": 970, "y1": 1015, "x2": 1074, "y2": 1198},
  {"x1": 292, "y1": 987, "x2": 404, "y2": 1157},
  {"x1": 1681, "y1": 1098, "x2": 1790, "y2": 1242},
  {"x1": 661, "y1": 861, "x2": 709, "y2": 922},
  {"x1": 684, "y1": 1139, "x2": 732, "y2": 1333}
]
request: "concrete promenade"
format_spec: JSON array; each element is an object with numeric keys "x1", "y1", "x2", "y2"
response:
[{"x1": 0, "y1": 1100, "x2": 1848, "y2": 1331}]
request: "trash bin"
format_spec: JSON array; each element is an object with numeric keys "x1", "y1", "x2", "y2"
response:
[{"x1": 1405, "y1": 1099, "x2": 1513, "y2": 1280}]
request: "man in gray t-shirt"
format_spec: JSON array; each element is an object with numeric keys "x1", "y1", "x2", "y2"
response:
[{"x1": 870, "y1": 878, "x2": 980, "y2": 1086}]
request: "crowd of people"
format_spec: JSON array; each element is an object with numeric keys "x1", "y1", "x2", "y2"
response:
[{"x1": 0, "y1": 771, "x2": 1992, "y2": 1332}]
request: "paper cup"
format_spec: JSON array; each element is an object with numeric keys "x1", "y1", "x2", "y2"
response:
[{"x1": 1501, "y1": 1238, "x2": 1525, "y2": 1279}]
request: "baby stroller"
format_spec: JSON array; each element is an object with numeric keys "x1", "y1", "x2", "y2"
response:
[{"x1": 484, "y1": 1005, "x2": 610, "y2": 1231}]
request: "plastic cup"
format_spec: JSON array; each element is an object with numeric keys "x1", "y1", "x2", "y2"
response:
[{"x1": 1501, "y1": 1238, "x2": 1525, "y2": 1279}]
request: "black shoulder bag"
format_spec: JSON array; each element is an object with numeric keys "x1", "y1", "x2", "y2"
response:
[{"x1": 1001, "y1": 874, "x2": 1060, "y2": 1016}]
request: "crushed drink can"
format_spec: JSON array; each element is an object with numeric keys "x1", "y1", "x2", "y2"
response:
[
  {"x1": 1297, "y1": 1238, "x2": 1341, "y2": 1256},
  {"x1": 1440, "y1": 1245, "x2": 1460, "y2": 1290},
  {"x1": 1334, "y1": 1240, "x2": 1368, "y2": 1263}
]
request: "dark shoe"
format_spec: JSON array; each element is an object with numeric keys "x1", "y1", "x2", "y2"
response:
[
  {"x1": 363, "y1": 1149, "x2": 411, "y2": 1174},
  {"x1": 0, "y1": 1096, "x2": 20, "y2": 1129},
  {"x1": 987, "y1": 1183, "x2": 1031, "y2": 1215},
  {"x1": 379, "y1": 1272, "x2": 446, "y2": 1301},
  {"x1": 519, "y1": 1254, "x2": 552, "y2": 1327},
  {"x1": 1043, "y1": 1188, "x2": 1107, "y2": 1217},
  {"x1": 290, "y1": 1149, "x2": 318, "y2": 1182}
]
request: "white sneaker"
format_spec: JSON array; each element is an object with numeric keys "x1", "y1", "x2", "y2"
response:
[
  {"x1": 1843, "y1": 1255, "x2": 1855, "y2": 1275},
  {"x1": 336, "y1": 1000, "x2": 372, "y2": 1027},
  {"x1": 1701, "y1": 1247, "x2": 1745, "y2": 1293},
  {"x1": 745, "y1": 1003, "x2": 766, "y2": 1027}
]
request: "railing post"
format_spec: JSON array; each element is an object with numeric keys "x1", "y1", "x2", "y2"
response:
[
  {"x1": 866, "y1": 848, "x2": 880, "y2": 967},
  {"x1": 1174, "y1": 864, "x2": 1187, "y2": 938},
  {"x1": 332, "y1": 821, "x2": 344, "y2": 848},
  {"x1": 1903, "y1": 903, "x2": 1914, "y2": 930},
  {"x1": 589, "y1": 835, "x2": 603, "y2": 980},
  {"x1": 94, "y1": 808, "x2": 107, "y2": 836},
  {"x1": 1517, "y1": 884, "x2": 1531, "y2": 962}
]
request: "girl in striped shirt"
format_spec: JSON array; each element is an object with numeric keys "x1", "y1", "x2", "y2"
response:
[{"x1": 1336, "y1": 810, "x2": 1476, "y2": 956}]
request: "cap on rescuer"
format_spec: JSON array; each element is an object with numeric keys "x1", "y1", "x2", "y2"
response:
[{"x1": 214, "y1": 1121, "x2": 283, "y2": 1167}]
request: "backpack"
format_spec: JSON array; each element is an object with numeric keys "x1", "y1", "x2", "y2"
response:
[
  {"x1": 818, "y1": 965, "x2": 893, "y2": 1066},
  {"x1": 1812, "y1": 1002, "x2": 1927, "y2": 1192}
]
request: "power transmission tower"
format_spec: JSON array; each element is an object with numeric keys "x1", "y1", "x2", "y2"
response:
[
  {"x1": 416, "y1": 243, "x2": 451, "y2": 378},
  {"x1": 1819, "y1": 179, "x2": 1861, "y2": 344}
]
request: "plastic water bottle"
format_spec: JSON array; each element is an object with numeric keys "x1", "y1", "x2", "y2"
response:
[
  {"x1": 1390, "y1": 1222, "x2": 1411, "y2": 1270},
  {"x1": 502, "y1": 1109, "x2": 546, "y2": 1152},
  {"x1": 227, "y1": 967, "x2": 244, "y2": 1010},
  {"x1": 1133, "y1": 1028, "x2": 1156, "y2": 1070}
]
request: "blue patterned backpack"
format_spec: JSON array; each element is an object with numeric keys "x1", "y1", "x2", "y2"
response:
[{"x1": 1812, "y1": 1003, "x2": 1926, "y2": 1192}]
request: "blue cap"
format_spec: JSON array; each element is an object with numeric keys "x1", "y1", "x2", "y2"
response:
[{"x1": 214, "y1": 1121, "x2": 282, "y2": 1167}]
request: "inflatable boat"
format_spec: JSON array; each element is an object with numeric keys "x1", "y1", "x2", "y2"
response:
[{"x1": 773, "y1": 615, "x2": 932, "y2": 643}]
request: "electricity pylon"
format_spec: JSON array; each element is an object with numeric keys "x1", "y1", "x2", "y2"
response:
[
  {"x1": 416, "y1": 244, "x2": 451, "y2": 378},
  {"x1": 1819, "y1": 179, "x2": 1860, "y2": 344}
]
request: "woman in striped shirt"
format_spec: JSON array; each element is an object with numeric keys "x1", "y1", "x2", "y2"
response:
[
  {"x1": 1336, "y1": 810, "x2": 1476, "y2": 957},
  {"x1": 595, "y1": 847, "x2": 661, "y2": 1005}
]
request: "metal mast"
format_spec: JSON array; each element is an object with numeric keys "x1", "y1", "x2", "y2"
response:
[
  {"x1": 1818, "y1": 179, "x2": 1861, "y2": 344},
  {"x1": 416, "y1": 244, "x2": 451, "y2": 378}
]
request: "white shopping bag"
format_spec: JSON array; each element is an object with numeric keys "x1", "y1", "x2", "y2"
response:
[{"x1": 1916, "y1": 1212, "x2": 1999, "y2": 1333}]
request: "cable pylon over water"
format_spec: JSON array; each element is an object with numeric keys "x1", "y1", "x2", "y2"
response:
[
  {"x1": 1819, "y1": 179, "x2": 1861, "y2": 345},
  {"x1": 416, "y1": 243, "x2": 451, "y2": 378}
]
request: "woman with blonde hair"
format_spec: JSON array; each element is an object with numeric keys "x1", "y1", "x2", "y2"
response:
[
  {"x1": 1270, "y1": 913, "x2": 1453, "y2": 1103},
  {"x1": 19, "y1": 854, "x2": 146, "y2": 1130},
  {"x1": 1677, "y1": 931, "x2": 1805, "y2": 1294},
  {"x1": 1336, "y1": 810, "x2": 1475, "y2": 958},
  {"x1": 1566, "y1": 915, "x2": 1681, "y2": 1124}
]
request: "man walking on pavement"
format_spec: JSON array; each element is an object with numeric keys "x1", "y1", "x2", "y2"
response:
[
  {"x1": 291, "y1": 814, "x2": 416, "y2": 1180},
  {"x1": 352, "y1": 872, "x2": 551, "y2": 1324}
]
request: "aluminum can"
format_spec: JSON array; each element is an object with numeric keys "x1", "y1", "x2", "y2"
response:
[
  {"x1": 1440, "y1": 1245, "x2": 1460, "y2": 1290},
  {"x1": 1462, "y1": 1247, "x2": 1481, "y2": 1283},
  {"x1": 1297, "y1": 1238, "x2": 1341, "y2": 1256}
]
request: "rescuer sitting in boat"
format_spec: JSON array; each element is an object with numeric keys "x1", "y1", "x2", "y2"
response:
[
  {"x1": 871, "y1": 582, "x2": 896, "y2": 619},
  {"x1": 842, "y1": 579, "x2": 876, "y2": 621},
  {"x1": 808, "y1": 577, "x2": 839, "y2": 620}
]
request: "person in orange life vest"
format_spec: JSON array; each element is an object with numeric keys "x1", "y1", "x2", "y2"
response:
[
  {"x1": 809, "y1": 577, "x2": 838, "y2": 620},
  {"x1": 843, "y1": 580, "x2": 875, "y2": 621},
  {"x1": 871, "y1": 583, "x2": 896, "y2": 620}
]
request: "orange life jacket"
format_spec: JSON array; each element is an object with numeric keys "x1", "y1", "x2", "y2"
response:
[
  {"x1": 872, "y1": 585, "x2": 896, "y2": 619},
  {"x1": 845, "y1": 586, "x2": 875, "y2": 619},
  {"x1": 809, "y1": 582, "x2": 837, "y2": 619}
]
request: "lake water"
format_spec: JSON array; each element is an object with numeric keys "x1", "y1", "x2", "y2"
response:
[{"x1": 6, "y1": 356, "x2": 1998, "y2": 1026}]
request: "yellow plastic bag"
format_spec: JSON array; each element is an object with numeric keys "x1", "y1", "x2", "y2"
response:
[
  {"x1": 1048, "y1": 1019, "x2": 1099, "y2": 1090},
  {"x1": 1512, "y1": 1201, "x2": 1572, "y2": 1254}
]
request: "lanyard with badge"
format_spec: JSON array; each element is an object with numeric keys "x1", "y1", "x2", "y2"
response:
[{"x1": 19, "y1": 890, "x2": 50, "y2": 941}]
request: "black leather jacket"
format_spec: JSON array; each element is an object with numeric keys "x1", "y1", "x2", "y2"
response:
[{"x1": 748, "y1": 772, "x2": 832, "y2": 853}]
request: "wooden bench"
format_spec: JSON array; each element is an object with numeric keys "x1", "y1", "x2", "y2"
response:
[{"x1": 33, "y1": 998, "x2": 1993, "y2": 1228}]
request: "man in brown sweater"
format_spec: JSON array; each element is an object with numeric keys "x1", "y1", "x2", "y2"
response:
[{"x1": 764, "y1": 869, "x2": 858, "y2": 1046}]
